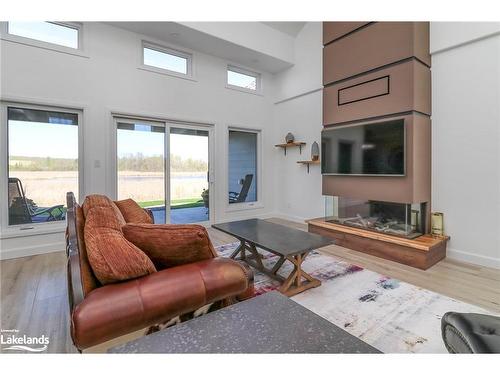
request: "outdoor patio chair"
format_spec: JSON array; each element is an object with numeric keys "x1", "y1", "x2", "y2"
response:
[
  {"x1": 229, "y1": 174, "x2": 253, "y2": 203},
  {"x1": 8, "y1": 177, "x2": 65, "y2": 225}
]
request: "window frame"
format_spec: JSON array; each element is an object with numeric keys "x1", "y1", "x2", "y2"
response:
[
  {"x1": 111, "y1": 114, "x2": 215, "y2": 226},
  {"x1": 140, "y1": 41, "x2": 194, "y2": 80},
  {"x1": 0, "y1": 101, "x2": 84, "y2": 238},
  {"x1": 225, "y1": 127, "x2": 263, "y2": 212},
  {"x1": 0, "y1": 21, "x2": 86, "y2": 57},
  {"x1": 226, "y1": 65, "x2": 262, "y2": 95}
]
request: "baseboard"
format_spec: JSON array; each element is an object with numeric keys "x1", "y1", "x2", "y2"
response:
[
  {"x1": 447, "y1": 247, "x2": 500, "y2": 270},
  {"x1": 0, "y1": 241, "x2": 65, "y2": 260},
  {"x1": 269, "y1": 212, "x2": 309, "y2": 225}
]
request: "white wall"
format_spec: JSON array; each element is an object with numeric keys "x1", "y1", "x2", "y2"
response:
[
  {"x1": 272, "y1": 22, "x2": 324, "y2": 222},
  {"x1": 431, "y1": 22, "x2": 500, "y2": 268},
  {"x1": 0, "y1": 22, "x2": 276, "y2": 258},
  {"x1": 273, "y1": 22, "x2": 323, "y2": 103}
]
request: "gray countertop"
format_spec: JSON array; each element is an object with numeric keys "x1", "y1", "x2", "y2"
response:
[{"x1": 110, "y1": 291, "x2": 381, "y2": 354}]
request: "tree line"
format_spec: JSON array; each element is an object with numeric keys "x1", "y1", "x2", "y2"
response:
[{"x1": 9, "y1": 153, "x2": 207, "y2": 172}]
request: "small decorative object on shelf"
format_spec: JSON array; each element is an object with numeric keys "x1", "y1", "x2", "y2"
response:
[
  {"x1": 311, "y1": 141, "x2": 320, "y2": 161},
  {"x1": 431, "y1": 212, "x2": 444, "y2": 236},
  {"x1": 285, "y1": 132, "x2": 295, "y2": 143},
  {"x1": 274, "y1": 141, "x2": 306, "y2": 155},
  {"x1": 297, "y1": 160, "x2": 320, "y2": 173}
]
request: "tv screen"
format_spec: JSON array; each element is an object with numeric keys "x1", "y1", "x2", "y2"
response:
[{"x1": 321, "y1": 119, "x2": 405, "y2": 176}]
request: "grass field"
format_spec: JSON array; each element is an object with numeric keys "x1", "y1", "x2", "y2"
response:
[
  {"x1": 10, "y1": 171, "x2": 207, "y2": 207},
  {"x1": 138, "y1": 198, "x2": 204, "y2": 209}
]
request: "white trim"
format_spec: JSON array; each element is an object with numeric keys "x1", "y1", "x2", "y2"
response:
[
  {"x1": 0, "y1": 240, "x2": 65, "y2": 260},
  {"x1": 213, "y1": 211, "x2": 275, "y2": 225},
  {"x1": 225, "y1": 84, "x2": 264, "y2": 97},
  {"x1": 0, "y1": 21, "x2": 89, "y2": 58},
  {"x1": 0, "y1": 222, "x2": 65, "y2": 240},
  {"x1": 108, "y1": 107, "x2": 214, "y2": 128},
  {"x1": 225, "y1": 126, "x2": 263, "y2": 212},
  {"x1": 271, "y1": 212, "x2": 309, "y2": 225},
  {"x1": 447, "y1": 247, "x2": 500, "y2": 270},
  {"x1": 137, "y1": 66, "x2": 197, "y2": 82},
  {"x1": 226, "y1": 64, "x2": 262, "y2": 95},
  {"x1": 0, "y1": 100, "x2": 85, "y2": 238},
  {"x1": 140, "y1": 40, "x2": 194, "y2": 80},
  {"x1": 0, "y1": 94, "x2": 90, "y2": 112}
]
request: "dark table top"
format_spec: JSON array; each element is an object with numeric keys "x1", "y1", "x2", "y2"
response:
[
  {"x1": 109, "y1": 291, "x2": 381, "y2": 353},
  {"x1": 212, "y1": 219, "x2": 333, "y2": 256}
]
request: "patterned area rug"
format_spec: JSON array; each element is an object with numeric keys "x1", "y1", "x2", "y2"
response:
[{"x1": 216, "y1": 242, "x2": 493, "y2": 353}]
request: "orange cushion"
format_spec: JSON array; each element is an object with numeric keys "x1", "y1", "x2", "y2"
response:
[
  {"x1": 84, "y1": 206, "x2": 156, "y2": 284},
  {"x1": 82, "y1": 194, "x2": 125, "y2": 226},
  {"x1": 122, "y1": 224, "x2": 216, "y2": 270},
  {"x1": 114, "y1": 198, "x2": 153, "y2": 224}
]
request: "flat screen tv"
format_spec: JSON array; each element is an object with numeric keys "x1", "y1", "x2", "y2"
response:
[{"x1": 321, "y1": 119, "x2": 405, "y2": 176}]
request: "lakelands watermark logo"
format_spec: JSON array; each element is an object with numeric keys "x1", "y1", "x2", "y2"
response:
[{"x1": 1, "y1": 329, "x2": 49, "y2": 352}]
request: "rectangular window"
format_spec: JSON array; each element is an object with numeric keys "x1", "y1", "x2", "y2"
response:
[
  {"x1": 7, "y1": 22, "x2": 79, "y2": 49},
  {"x1": 7, "y1": 106, "x2": 79, "y2": 226},
  {"x1": 227, "y1": 66, "x2": 260, "y2": 92},
  {"x1": 228, "y1": 130, "x2": 258, "y2": 205},
  {"x1": 142, "y1": 42, "x2": 191, "y2": 76}
]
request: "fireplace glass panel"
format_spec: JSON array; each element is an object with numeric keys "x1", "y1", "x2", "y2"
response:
[{"x1": 324, "y1": 196, "x2": 424, "y2": 239}]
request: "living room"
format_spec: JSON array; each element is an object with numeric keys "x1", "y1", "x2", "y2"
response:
[{"x1": 1, "y1": 0, "x2": 499, "y2": 372}]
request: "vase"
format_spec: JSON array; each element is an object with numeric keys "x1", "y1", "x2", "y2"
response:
[
  {"x1": 311, "y1": 141, "x2": 320, "y2": 161},
  {"x1": 285, "y1": 132, "x2": 295, "y2": 143}
]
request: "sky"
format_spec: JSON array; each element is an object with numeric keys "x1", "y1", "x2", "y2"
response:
[{"x1": 9, "y1": 121, "x2": 79, "y2": 159}]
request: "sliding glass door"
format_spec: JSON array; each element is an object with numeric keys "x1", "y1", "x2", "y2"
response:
[{"x1": 116, "y1": 118, "x2": 211, "y2": 225}]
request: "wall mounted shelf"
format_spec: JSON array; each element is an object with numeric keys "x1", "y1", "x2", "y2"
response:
[
  {"x1": 275, "y1": 141, "x2": 306, "y2": 155},
  {"x1": 297, "y1": 160, "x2": 320, "y2": 173}
]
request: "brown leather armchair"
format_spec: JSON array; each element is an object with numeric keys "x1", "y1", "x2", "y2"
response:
[{"x1": 66, "y1": 192, "x2": 254, "y2": 351}]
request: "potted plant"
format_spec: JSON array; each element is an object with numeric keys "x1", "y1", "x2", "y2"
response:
[{"x1": 201, "y1": 188, "x2": 209, "y2": 208}]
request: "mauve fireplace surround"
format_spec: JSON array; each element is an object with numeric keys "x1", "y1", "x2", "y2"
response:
[{"x1": 309, "y1": 22, "x2": 448, "y2": 270}]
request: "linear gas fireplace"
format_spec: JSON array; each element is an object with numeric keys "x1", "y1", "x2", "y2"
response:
[{"x1": 324, "y1": 196, "x2": 426, "y2": 239}]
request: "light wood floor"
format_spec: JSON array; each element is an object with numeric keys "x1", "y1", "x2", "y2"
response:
[{"x1": 1, "y1": 218, "x2": 499, "y2": 353}]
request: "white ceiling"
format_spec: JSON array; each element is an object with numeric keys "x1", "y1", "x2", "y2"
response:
[
  {"x1": 105, "y1": 22, "x2": 301, "y2": 73},
  {"x1": 261, "y1": 22, "x2": 306, "y2": 37}
]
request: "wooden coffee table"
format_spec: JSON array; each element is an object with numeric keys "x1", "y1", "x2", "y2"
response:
[{"x1": 213, "y1": 219, "x2": 334, "y2": 296}]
